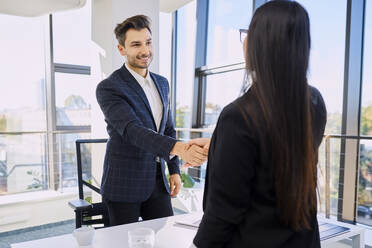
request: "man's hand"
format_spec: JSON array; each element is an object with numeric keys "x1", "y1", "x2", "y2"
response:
[
  {"x1": 182, "y1": 144, "x2": 208, "y2": 165},
  {"x1": 169, "y1": 173, "x2": 182, "y2": 197},
  {"x1": 186, "y1": 138, "x2": 211, "y2": 151},
  {"x1": 183, "y1": 138, "x2": 211, "y2": 167},
  {"x1": 170, "y1": 142, "x2": 208, "y2": 166}
]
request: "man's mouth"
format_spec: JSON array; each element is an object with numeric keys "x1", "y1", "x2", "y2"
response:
[{"x1": 138, "y1": 56, "x2": 150, "y2": 63}]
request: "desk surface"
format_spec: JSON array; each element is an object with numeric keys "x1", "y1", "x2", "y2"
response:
[{"x1": 12, "y1": 213, "x2": 364, "y2": 248}]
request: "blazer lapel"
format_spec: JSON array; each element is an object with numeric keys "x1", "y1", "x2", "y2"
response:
[
  {"x1": 150, "y1": 73, "x2": 167, "y2": 133},
  {"x1": 119, "y1": 65, "x2": 156, "y2": 127}
]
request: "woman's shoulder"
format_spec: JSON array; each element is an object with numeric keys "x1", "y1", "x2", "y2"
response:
[
  {"x1": 308, "y1": 85, "x2": 327, "y2": 116},
  {"x1": 220, "y1": 94, "x2": 249, "y2": 119},
  {"x1": 217, "y1": 92, "x2": 257, "y2": 132},
  {"x1": 309, "y1": 86, "x2": 325, "y2": 106}
]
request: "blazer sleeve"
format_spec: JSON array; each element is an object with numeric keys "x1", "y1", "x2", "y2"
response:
[
  {"x1": 163, "y1": 105, "x2": 180, "y2": 175},
  {"x1": 96, "y1": 80, "x2": 177, "y2": 159},
  {"x1": 193, "y1": 104, "x2": 256, "y2": 247}
]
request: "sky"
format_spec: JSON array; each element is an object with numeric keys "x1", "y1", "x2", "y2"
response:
[
  {"x1": 1, "y1": 0, "x2": 371, "y2": 122},
  {"x1": 0, "y1": 3, "x2": 93, "y2": 111},
  {"x1": 175, "y1": 0, "x2": 372, "y2": 115}
]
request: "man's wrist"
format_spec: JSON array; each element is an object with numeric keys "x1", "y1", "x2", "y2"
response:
[{"x1": 170, "y1": 141, "x2": 185, "y2": 156}]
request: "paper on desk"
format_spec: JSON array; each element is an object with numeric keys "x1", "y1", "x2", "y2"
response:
[{"x1": 174, "y1": 213, "x2": 203, "y2": 228}]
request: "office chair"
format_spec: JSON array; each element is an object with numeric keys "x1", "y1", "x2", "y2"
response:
[{"x1": 68, "y1": 138, "x2": 109, "y2": 229}]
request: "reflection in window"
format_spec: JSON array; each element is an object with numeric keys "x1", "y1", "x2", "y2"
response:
[
  {"x1": 0, "y1": 15, "x2": 47, "y2": 132},
  {"x1": 54, "y1": 132, "x2": 91, "y2": 191},
  {"x1": 55, "y1": 73, "x2": 93, "y2": 126},
  {"x1": 204, "y1": 69, "x2": 245, "y2": 127},
  {"x1": 358, "y1": 0, "x2": 372, "y2": 226},
  {"x1": 0, "y1": 134, "x2": 48, "y2": 194},
  {"x1": 207, "y1": 0, "x2": 252, "y2": 66}
]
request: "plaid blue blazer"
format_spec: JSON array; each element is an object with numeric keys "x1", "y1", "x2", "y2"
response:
[{"x1": 96, "y1": 64, "x2": 180, "y2": 203}]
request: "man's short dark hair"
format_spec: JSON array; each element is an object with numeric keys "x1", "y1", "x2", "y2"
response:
[{"x1": 115, "y1": 15, "x2": 152, "y2": 46}]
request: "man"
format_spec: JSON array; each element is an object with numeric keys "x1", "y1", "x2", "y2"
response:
[{"x1": 96, "y1": 15, "x2": 207, "y2": 226}]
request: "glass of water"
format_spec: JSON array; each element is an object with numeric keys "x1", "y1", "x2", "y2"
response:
[{"x1": 128, "y1": 227, "x2": 155, "y2": 248}]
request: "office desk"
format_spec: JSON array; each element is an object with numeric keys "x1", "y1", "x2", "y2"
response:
[{"x1": 12, "y1": 213, "x2": 364, "y2": 248}]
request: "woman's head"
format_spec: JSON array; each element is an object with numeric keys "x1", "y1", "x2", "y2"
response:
[
  {"x1": 244, "y1": 1, "x2": 317, "y2": 231},
  {"x1": 245, "y1": 0, "x2": 310, "y2": 88}
]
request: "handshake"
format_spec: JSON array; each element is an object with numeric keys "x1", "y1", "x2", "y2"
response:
[{"x1": 170, "y1": 138, "x2": 211, "y2": 167}]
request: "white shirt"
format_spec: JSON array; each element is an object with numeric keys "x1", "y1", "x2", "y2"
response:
[{"x1": 125, "y1": 63, "x2": 163, "y2": 131}]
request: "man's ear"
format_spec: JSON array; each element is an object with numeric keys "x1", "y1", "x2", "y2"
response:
[{"x1": 118, "y1": 44, "x2": 126, "y2": 56}]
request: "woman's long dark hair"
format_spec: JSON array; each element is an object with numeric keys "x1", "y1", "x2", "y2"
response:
[{"x1": 245, "y1": 0, "x2": 316, "y2": 231}]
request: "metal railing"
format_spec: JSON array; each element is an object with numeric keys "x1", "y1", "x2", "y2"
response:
[
  {"x1": 323, "y1": 134, "x2": 372, "y2": 219},
  {"x1": 0, "y1": 130, "x2": 91, "y2": 194},
  {"x1": 196, "y1": 62, "x2": 245, "y2": 77},
  {"x1": 2, "y1": 129, "x2": 372, "y2": 224}
]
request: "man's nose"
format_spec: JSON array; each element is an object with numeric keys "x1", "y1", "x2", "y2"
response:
[{"x1": 140, "y1": 45, "x2": 150, "y2": 55}]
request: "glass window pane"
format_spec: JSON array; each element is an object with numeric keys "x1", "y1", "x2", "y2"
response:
[
  {"x1": 52, "y1": 0, "x2": 92, "y2": 65},
  {"x1": 361, "y1": 0, "x2": 372, "y2": 137},
  {"x1": 0, "y1": 134, "x2": 48, "y2": 195},
  {"x1": 55, "y1": 132, "x2": 91, "y2": 191},
  {"x1": 0, "y1": 15, "x2": 47, "y2": 132},
  {"x1": 55, "y1": 73, "x2": 94, "y2": 126},
  {"x1": 358, "y1": 141, "x2": 372, "y2": 226},
  {"x1": 176, "y1": 1, "x2": 197, "y2": 131},
  {"x1": 297, "y1": 0, "x2": 347, "y2": 218},
  {"x1": 358, "y1": 0, "x2": 372, "y2": 226},
  {"x1": 204, "y1": 69, "x2": 245, "y2": 127},
  {"x1": 317, "y1": 139, "x2": 341, "y2": 216},
  {"x1": 297, "y1": 0, "x2": 346, "y2": 135},
  {"x1": 207, "y1": 0, "x2": 252, "y2": 66}
]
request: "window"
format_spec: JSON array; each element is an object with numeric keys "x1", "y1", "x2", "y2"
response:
[
  {"x1": 55, "y1": 132, "x2": 91, "y2": 190},
  {"x1": 204, "y1": 69, "x2": 245, "y2": 127},
  {"x1": 0, "y1": 2, "x2": 93, "y2": 195},
  {"x1": 358, "y1": 0, "x2": 372, "y2": 226},
  {"x1": 175, "y1": 1, "x2": 197, "y2": 130},
  {"x1": 297, "y1": 0, "x2": 346, "y2": 135},
  {"x1": 207, "y1": 0, "x2": 252, "y2": 66},
  {"x1": 0, "y1": 15, "x2": 47, "y2": 132},
  {"x1": 55, "y1": 73, "x2": 93, "y2": 127},
  {"x1": 297, "y1": 0, "x2": 347, "y2": 217},
  {"x1": 52, "y1": 1, "x2": 93, "y2": 192},
  {"x1": 0, "y1": 134, "x2": 48, "y2": 194},
  {"x1": 0, "y1": 15, "x2": 49, "y2": 194}
]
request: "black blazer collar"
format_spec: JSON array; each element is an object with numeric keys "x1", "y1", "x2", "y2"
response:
[{"x1": 119, "y1": 64, "x2": 166, "y2": 132}]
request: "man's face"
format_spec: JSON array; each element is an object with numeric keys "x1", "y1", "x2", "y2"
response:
[{"x1": 118, "y1": 28, "x2": 153, "y2": 69}]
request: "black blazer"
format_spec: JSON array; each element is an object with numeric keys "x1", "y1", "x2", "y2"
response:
[
  {"x1": 96, "y1": 64, "x2": 180, "y2": 203},
  {"x1": 194, "y1": 86, "x2": 327, "y2": 248}
]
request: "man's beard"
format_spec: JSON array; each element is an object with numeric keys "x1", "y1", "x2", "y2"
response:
[{"x1": 127, "y1": 55, "x2": 152, "y2": 69}]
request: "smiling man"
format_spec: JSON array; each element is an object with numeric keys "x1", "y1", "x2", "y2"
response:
[{"x1": 96, "y1": 15, "x2": 207, "y2": 226}]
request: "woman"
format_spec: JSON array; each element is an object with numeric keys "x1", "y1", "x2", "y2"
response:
[{"x1": 192, "y1": 1, "x2": 327, "y2": 247}]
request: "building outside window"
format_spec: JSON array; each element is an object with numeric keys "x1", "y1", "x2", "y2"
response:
[
  {"x1": 0, "y1": 15, "x2": 48, "y2": 194},
  {"x1": 358, "y1": 0, "x2": 372, "y2": 226},
  {"x1": 0, "y1": 1, "x2": 93, "y2": 195}
]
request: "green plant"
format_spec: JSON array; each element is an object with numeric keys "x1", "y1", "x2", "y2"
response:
[
  {"x1": 166, "y1": 170, "x2": 195, "y2": 188},
  {"x1": 26, "y1": 170, "x2": 42, "y2": 190}
]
